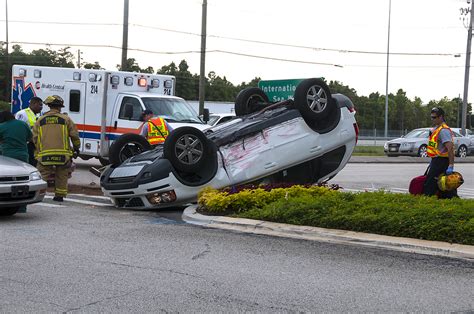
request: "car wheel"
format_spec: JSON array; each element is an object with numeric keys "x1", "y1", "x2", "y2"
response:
[
  {"x1": 418, "y1": 145, "x2": 428, "y2": 157},
  {"x1": 109, "y1": 133, "x2": 152, "y2": 167},
  {"x1": 164, "y1": 127, "x2": 211, "y2": 173},
  {"x1": 234, "y1": 87, "x2": 269, "y2": 116},
  {"x1": 457, "y1": 145, "x2": 467, "y2": 158},
  {"x1": 294, "y1": 78, "x2": 336, "y2": 122},
  {"x1": 0, "y1": 207, "x2": 19, "y2": 216}
]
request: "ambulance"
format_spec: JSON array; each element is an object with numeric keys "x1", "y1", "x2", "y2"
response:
[{"x1": 11, "y1": 65, "x2": 208, "y2": 165}]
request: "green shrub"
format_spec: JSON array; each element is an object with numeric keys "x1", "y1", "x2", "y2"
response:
[{"x1": 198, "y1": 187, "x2": 474, "y2": 245}]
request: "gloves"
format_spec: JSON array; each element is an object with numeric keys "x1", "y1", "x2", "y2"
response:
[
  {"x1": 446, "y1": 165, "x2": 454, "y2": 175},
  {"x1": 73, "y1": 149, "x2": 80, "y2": 159}
]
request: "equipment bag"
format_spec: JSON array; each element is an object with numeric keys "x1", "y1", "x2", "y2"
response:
[{"x1": 408, "y1": 166, "x2": 430, "y2": 195}]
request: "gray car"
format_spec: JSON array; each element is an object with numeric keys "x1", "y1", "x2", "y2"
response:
[
  {"x1": 384, "y1": 128, "x2": 473, "y2": 158},
  {"x1": 0, "y1": 156, "x2": 47, "y2": 216}
]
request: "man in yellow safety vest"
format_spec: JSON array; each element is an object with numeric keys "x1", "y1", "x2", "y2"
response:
[
  {"x1": 33, "y1": 95, "x2": 81, "y2": 202},
  {"x1": 423, "y1": 107, "x2": 457, "y2": 198},
  {"x1": 15, "y1": 96, "x2": 43, "y2": 166},
  {"x1": 140, "y1": 109, "x2": 173, "y2": 145}
]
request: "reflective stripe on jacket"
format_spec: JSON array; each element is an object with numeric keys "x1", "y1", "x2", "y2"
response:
[
  {"x1": 147, "y1": 117, "x2": 169, "y2": 145},
  {"x1": 32, "y1": 110, "x2": 81, "y2": 166},
  {"x1": 427, "y1": 123, "x2": 452, "y2": 158}
]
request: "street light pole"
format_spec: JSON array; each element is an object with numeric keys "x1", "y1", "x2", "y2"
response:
[
  {"x1": 5, "y1": 0, "x2": 10, "y2": 102},
  {"x1": 384, "y1": 0, "x2": 392, "y2": 139},
  {"x1": 461, "y1": 0, "x2": 474, "y2": 135}
]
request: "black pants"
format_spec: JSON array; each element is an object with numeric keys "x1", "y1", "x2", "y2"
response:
[
  {"x1": 423, "y1": 157, "x2": 458, "y2": 199},
  {"x1": 27, "y1": 142, "x2": 37, "y2": 167}
]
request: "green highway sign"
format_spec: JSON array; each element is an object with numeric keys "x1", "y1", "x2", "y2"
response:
[{"x1": 258, "y1": 78, "x2": 304, "y2": 102}]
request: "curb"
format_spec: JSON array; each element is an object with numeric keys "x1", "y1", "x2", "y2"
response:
[{"x1": 183, "y1": 205, "x2": 474, "y2": 261}]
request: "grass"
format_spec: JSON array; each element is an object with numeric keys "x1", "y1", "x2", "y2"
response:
[{"x1": 352, "y1": 145, "x2": 385, "y2": 156}]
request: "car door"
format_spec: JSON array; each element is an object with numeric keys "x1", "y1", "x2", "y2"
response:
[{"x1": 111, "y1": 95, "x2": 145, "y2": 141}]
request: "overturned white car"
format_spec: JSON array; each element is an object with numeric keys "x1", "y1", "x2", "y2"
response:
[{"x1": 100, "y1": 78, "x2": 359, "y2": 208}]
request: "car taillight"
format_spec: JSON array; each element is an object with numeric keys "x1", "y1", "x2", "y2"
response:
[
  {"x1": 353, "y1": 123, "x2": 359, "y2": 144},
  {"x1": 349, "y1": 106, "x2": 356, "y2": 113}
]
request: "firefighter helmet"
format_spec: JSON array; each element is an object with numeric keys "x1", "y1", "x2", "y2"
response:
[
  {"x1": 437, "y1": 172, "x2": 464, "y2": 192},
  {"x1": 43, "y1": 95, "x2": 64, "y2": 107}
]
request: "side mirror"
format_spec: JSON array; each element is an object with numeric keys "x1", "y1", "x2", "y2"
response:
[{"x1": 203, "y1": 108, "x2": 210, "y2": 123}]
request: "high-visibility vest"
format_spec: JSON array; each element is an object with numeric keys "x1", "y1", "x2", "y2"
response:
[
  {"x1": 36, "y1": 114, "x2": 73, "y2": 165},
  {"x1": 427, "y1": 123, "x2": 453, "y2": 158},
  {"x1": 25, "y1": 108, "x2": 37, "y2": 128},
  {"x1": 147, "y1": 117, "x2": 169, "y2": 145}
]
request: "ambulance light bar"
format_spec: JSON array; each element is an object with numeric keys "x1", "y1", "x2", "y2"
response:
[
  {"x1": 110, "y1": 75, "x2": 120, "y2": 85},
  {"x1": 124, "y1": 77, "x2": 133, "y2": 86},
  {"x1": 34, "y1": 70, "x2": 42, "y2": 78},
  {"x1": 138, "y1": 78, "x2": 147, "y2": 87},
  {"x1": 151, "y1": 79, "x2": 160, "y2": 88},
  {"x1": 164, "y1": 80, "x2": 173, "y2": 88},
  {"x1": 18, "y1": 69, "x2": 27, "y2": 77},
  {"x1": 73, "y1": 72, "x2": 81, "y2": 81}
]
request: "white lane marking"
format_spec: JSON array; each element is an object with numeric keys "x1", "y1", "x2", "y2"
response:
[
  {"x1": 67, "y1": 193, "x2": 110, "y2": 201},
  {"x1": 44, "y1": 195, "x2": 112, "y2": 207},
  {"x1": 29, "y1": 202, "x2": 65, "y2": 208}
]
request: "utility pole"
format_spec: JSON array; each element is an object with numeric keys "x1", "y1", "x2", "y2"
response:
[
  {"x1": 121, "y1": 0, "x2": 129, "y2": 71},
  {"x1": 461, "y1": 0, "x2": 474, "y2": 135},
  {"x1": 198, "y1": 0, "x2": 207, "y2": 116},
  {"x1": 5, "y1": 0, "x2": 10, "y2": 102},
  {"x1": 384, "y1": 0, "x2": 392, "y2": 139},
  {"x1": 77, "y1": 49, "x2": 82, "y2": 68}
]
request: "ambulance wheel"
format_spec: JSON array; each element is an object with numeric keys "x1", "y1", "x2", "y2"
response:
[
  {"x1": 109, "y1": 134, "x2": 152, "y2": 167},
  {"x1": 164, "y1": 127, "x2": 211, "y2": 173},
  {"x1": 234, "y1": 87, "x2": 269, "y2": 116},
  {"x1": 294, "y1": 78, "x2": 336, "y2": 123}
]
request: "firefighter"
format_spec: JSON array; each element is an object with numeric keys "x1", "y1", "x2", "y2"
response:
[
  {"x1": 33, "y1": 95, "x2": 81, "y2": 202},
  {"x1": 15, "y1": 96, "x2": 43, "y2": 166},
  {"x1": 140, "y1": 109, "x2": 173, "y2": 145}
]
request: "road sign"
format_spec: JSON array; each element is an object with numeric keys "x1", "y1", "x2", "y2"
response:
[{"x1": 258, "y1": 79, "x2": 304, "y2": 102}]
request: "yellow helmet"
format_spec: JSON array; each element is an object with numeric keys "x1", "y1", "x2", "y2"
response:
[
  {"x1": 43, "y1": 95, "x2": 64, "y2": 107},
  {"x1": 437, "y1": 172, "x2": 464, "y2": 191}
]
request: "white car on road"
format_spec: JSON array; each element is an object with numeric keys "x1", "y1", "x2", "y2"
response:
[
  {"x1": 100, "y1": 78, "x2": 359, "y2": 209},
  {"x1": 0, "y1": 156, "x2": 47, "y2": 216}
]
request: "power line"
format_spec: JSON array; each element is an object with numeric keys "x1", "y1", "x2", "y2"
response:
[
  {"x1": 6, "y1": 41, "x2": 466, "y2": 69},
  {"x1": 0, "y1": 19, "x2": 464, "y2": 57}
]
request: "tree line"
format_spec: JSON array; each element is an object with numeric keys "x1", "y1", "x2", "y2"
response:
[{"x1": 0, "y1": 45, "x2": 471, "y2": 131}]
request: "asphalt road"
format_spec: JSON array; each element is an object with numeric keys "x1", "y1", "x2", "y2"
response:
[{"x1": 1, "y1": 199, "x2": 473, "y2": 312}]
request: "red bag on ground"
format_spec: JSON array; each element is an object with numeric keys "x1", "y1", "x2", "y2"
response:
[{"x1": 409, "y1": 175, "x2": 427, "y2": 195}]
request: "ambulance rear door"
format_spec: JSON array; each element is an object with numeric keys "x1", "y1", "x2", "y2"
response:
[{"x1": 64, "y1": 82, "x2": 86, "y2": 152}]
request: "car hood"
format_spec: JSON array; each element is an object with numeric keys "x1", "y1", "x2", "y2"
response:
[
  {"x1": 0, "y1": 156, "x2": 35, "y2": 176},
  {"x1": 169, "y1": 122, "x2": 209, "y2": 131},
  {"x1": 386, "y1": 138, "x2": 406, "y2": 144}
]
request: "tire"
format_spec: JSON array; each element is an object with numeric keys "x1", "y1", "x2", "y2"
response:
[
  {"x1": 234, "y1": 87, "x2": 269, "y2": 116},
  {"x1": 294, "y1": 78, "x2": 336, "y2": 123},
  {"x1": 418, "y1": 144, "x2": 428, "y2": 158},
  {"x1": 98, "y1": 157, "x2": 110, "y2": 167},
  {"x1": 109, "y1": 133, "x2": 152, "y2": 167},
  {"x1": 0, "y1": 207, "x2": 19, "y2": 216},
  {"x1": 457, "y1": 145, "x2": 468, "y2": 158},
  {"x1": 163, "y1": 127, "x2": 211, "y2": 173}
]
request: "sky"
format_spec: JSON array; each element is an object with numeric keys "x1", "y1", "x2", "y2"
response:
[{"x1": 0, "y1": 0, "x2": 472, "y2": 104}]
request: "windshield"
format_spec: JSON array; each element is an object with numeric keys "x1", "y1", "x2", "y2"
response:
[
  {"x1": 404, "y1": 129, "x2": 428, "y2": 139},
  {"x1": 141, "y1": 97, "x2": 202, "y2": 123}
]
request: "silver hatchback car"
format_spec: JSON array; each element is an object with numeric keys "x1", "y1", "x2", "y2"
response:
[{"x1": 384, "y1": 128, "x2": 473, "y2": 157}]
